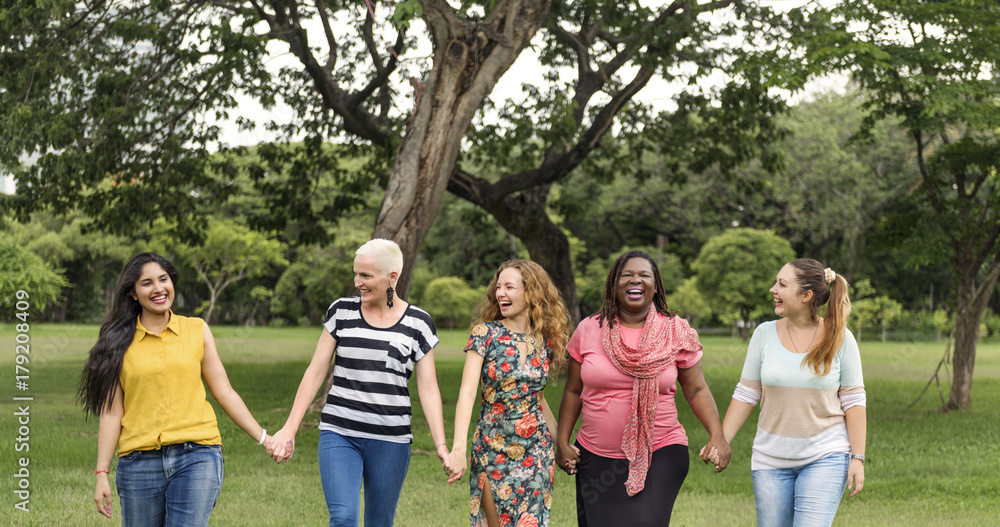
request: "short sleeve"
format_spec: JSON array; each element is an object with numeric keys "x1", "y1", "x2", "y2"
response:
[
  {"x1": 740, "y1": 323, "x2": 767, "y2": 383},
  {"x1": 672, "y1": 316, "x2": 704, "y2": 369},
  {"x1": 465, "y1": 323, "x2": 491, "y2": 358},
  {"x1": 838, "y1": 329, "x2": 865, "y2": 400},
  {"x1": 567, "y1": 315, "x2": 599, "y2": 363},
  {"x1": 322, "y1": 299, "x2": 346, "y2": 339}
]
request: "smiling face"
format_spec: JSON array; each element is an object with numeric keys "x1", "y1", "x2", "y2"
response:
[
  {"x1": 495, "y1": 267, "x2": 528, "y2": 321},
  {"x1": 354, "y1": 254, "x2": 395, "y2": 305},
  {"x1": 616, "y1": 257, "x2": 656, "y2": 317},
  {"x1": 770, "y1": 263, "x2": 810, "y2": 317},
  {"x1": 133, "y1": 262, "x2": 174, "y2": 317}
]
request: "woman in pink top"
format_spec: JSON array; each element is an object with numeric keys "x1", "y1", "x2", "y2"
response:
[{"x1": 555, "y1": 250, "x2": 730, "y2": 526}]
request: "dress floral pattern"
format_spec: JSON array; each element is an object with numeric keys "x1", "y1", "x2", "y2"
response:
[{"x1": 466, "y1": 321, "x2": 555, "y2": 527}]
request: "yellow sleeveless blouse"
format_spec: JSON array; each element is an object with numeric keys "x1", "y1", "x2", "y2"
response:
[{"x1": 117, "y1": 313, "x2": 222, "y2": 456}]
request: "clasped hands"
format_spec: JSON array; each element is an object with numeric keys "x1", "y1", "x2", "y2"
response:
[
  {"x1": 698, "y1": 436, "x2": 731, "y2": 473},
  {"x1": 554, "y1": 439, "x2": 730, "y2": 474},
  {"x1": 263, "y1": 428, "x2": 296, "y2": 463}
]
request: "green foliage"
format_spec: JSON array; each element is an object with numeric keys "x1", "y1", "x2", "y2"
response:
[
  {"x1": 854, "y1": 297, "x2": 904, "y2": 343},
  {"x1": 0, "y1": 1, "x2": 272, "y2": 240},
  {"x1": 790, "y1": 0, "x2": 1000, "y2": 406},
  {"x1": 271, "y1": 244, "x2": 357, "y2": 326},
  {"x1": 668, "y1": 277, "x2": 712, "y2": 328},
  {"x1": 692, "y1": 228, "x2": 795, "y2": 335},
  {"x1": 4, "y1": 211, "x2": 140, "y2": 321},
  {"x1": 160, "y1": 219, "x2": 288, "y2": 323},
  {"x1": 419, "y1": 276, "x2": 484, "y2": 330},
  {"x1": 420, "y1": 194, "x2": 516, "y2": 287},
  {"x1": 0, "y1": 238, "x2": 68, "y2": 319}
]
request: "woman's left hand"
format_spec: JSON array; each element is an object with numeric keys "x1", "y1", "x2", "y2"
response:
[{"x1": 847, "y1": 458, "x2": 864, "y2": 497}]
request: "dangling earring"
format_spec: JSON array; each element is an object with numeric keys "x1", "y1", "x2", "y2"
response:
[{"x1": 386, "y1": 286, "x2": 395, "y2": 308}]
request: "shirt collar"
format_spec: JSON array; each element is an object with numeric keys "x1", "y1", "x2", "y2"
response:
[{"x1": 135, "y1": 311, "x2": 179, "y2": 340}]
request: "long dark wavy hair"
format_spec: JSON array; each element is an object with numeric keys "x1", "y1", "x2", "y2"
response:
[
  {"x1": 79, "y1": 253, "x2": 179, "y2": 416},
  {"x1": 598, "y1": 250, "x2": 675, "y2": 327}
]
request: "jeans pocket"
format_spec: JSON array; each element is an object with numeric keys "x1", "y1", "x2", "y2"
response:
[
  {"x1": 118, "y1": 450, "x2": 142, "y2": 463},
  {"x1": 183, "y1": 442, "x2": 221, "y2": 452}
]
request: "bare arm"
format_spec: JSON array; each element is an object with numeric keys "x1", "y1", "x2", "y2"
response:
[
  {"x1": 720, "y1": 399, "x2": 756, "y2": 444},
  {"x1": 555, "y1": 358, "x2": 583, "y2": 474},
  {"x1": 415, "y1": 349, "x2": 450, "y2": 469},
  {"x1": 678, "y1": 361, "x2": 730, "y2": 471},
  {"x1": 845, "y1": 405, "x2": 866, "y2": 497},
  {"x1": 268, "y1": 329, "x2": 337, "y2": 461},
  {"x1": 539, "y1": 389, "x2": 557, "y2": 441},
  {"x1": 448, "y1": 351, "x2": 485, "y2": 483},
  {"x1": 93, "y1": 385, "x2": 123, "y2": 518},
  {"x1": 201, "y1": 324, "x2": 267, "y2": 445}
]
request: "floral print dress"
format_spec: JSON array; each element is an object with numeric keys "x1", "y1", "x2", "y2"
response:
[{"x1": 466, "y1": 321, "x2": 555, "y2": 527}]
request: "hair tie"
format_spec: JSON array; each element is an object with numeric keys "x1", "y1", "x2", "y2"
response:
[{"x1": 824, "y1": 268, "x2": 836, "y2": 284}]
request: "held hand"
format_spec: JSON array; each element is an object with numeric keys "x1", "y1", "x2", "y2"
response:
[
  {"x1": 268, "y1": 427, "x2": 296, "y2": 463},
  {"x1": 436, "y1": 444, "x2": 451, "y2": 473},
  {"x1": 94, "y1": 475, "x2": 113, "y2": 518},
  {"x1": 700, "y1": 436, "x2": 731, "y2": 473},
  {"x1": 447, "y1": 448, "x2": 467, "y2": 484},
  {"x1": 556, "y1": 442, "x2": 581, "y2": 475},
  {"x1": 847, "y1": 459, "x2": 865, "y2": 497}
]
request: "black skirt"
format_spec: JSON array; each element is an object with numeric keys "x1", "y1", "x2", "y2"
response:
[{"x1": 574, "y1": 442, "x2": 690, "y2": 527}]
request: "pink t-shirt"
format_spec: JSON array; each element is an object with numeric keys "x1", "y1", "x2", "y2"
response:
[{"x1": 568, "y1": 313, "x2": 703, "y2": 458}]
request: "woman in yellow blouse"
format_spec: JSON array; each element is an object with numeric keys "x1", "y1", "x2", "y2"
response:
[{"x1": 79, "y1": 252, "x2": 271, "y2": 526}]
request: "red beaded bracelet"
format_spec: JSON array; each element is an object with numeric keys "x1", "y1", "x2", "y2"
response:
[{"x1": 94, "y1": 468, "x2": 110, "y2": 474}]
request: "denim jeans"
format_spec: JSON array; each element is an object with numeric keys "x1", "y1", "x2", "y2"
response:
[
  {"x1": 318, "y1": 430, "x2": 411, "y2": 527},
  {"x1": 751, "y1": 452, "x2": 850, "y2": 527},
  {"x1": 115, "y1": 442, "x2": 223, "y2": 527}
]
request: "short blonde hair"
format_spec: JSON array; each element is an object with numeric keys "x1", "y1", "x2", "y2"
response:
[{"x1": 355, "y1": 238, "x2": 403, "y2": 276}]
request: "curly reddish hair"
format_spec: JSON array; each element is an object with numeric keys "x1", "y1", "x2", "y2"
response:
[{"x1": 471, "y1": 260, "x2": 571, "y2": 370}]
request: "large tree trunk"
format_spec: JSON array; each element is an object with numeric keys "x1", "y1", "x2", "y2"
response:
[
  {"x1": 372, "y1": 0, "x2": 550, "y2": 299},
  {"x1": 947, "y1": 259, "x2": 1000, "y2": 409},
  {"x1": 478, "y1": 185, "x2": 580, "y2": 322}
]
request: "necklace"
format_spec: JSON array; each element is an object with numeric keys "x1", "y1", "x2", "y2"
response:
[{"x1": 786, "y1": 321, "x2": 818, "y2": 354}]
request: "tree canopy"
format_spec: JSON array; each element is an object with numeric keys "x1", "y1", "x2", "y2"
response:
[
  {"x1": 691, "y1": 228, "x2": 795, "y2": 338},
  {"x1": 1, "y1": 0, "x2": 790, "y2": 321},
  {"x1": 794, "y1": 0, "x2": 1000, "y2": 409}
]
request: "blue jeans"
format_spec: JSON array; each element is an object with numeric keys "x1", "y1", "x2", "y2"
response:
[
  {"x1": 318, "y1": 430, "x2": 411, "y2": 527},
  {"x1": 115, "y1": 442, "x2": 223, "y2": 527},
  {"x1": 752, "y1": 453, "x2": 850, "y2": 527}
]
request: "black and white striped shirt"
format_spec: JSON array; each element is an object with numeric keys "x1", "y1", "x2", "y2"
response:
[{"x1": 320, "y1": 297, "x2": 439, "y2": 443}]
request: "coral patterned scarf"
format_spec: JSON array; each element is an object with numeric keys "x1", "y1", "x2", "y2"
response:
[{"x1": 602, "y1": 308, "x2": 679, "y2": 497}]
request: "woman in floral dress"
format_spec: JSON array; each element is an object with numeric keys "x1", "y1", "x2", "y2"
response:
[{"x1": 448, "y1": 260, "x2": 570, "y2": 527}]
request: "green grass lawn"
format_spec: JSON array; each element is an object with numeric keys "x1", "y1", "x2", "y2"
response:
[{"x1": 2, "y1": 324, "x2": 998, "y2": 526}]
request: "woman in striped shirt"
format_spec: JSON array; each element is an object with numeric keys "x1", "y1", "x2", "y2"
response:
[{"x1": 268, "y1": 239, "x2": 450, "y2": 527}]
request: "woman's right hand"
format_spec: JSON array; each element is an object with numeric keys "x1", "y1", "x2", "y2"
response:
[
  {"x1": 556, "y1": 442, "x2": 581, "y2": 475},
  {"x1": 447, "y1": 448, "x2": 467, "y2": 484},
  {"x1": 94, "y1": 474, "x2": 113, "y2": 518},
  {"x1": 268, "y1": 427, "x2": 296, "y2": 463}
]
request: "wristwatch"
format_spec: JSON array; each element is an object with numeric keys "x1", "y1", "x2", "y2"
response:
[{"x1": 850, "y1": 453, "x2": 865, "y2": 463}]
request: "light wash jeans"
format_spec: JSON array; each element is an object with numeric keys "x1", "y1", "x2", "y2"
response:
[
  {"x1": 318, "y1": 430, "x2": 411, "y2": 527},
  {"x1": 751, "y1": 452, "x2": 850, "y2": 527},
  {"x1": 115, "y1": 442, "x2": 223, "y2": 527}
]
